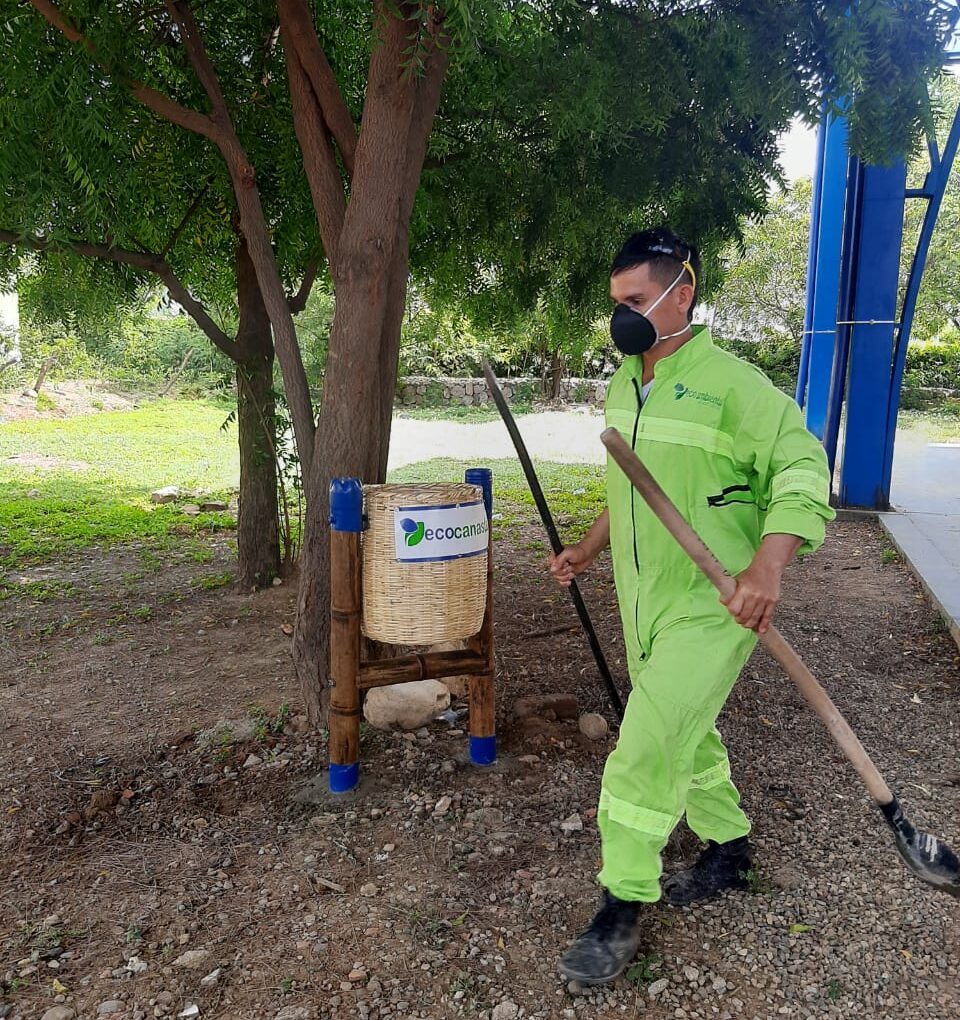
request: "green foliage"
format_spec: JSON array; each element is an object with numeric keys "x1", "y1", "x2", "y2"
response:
[
  {"x1": 714, "y1": 180, "x2": 810, "y2": 346},
  {"x1": 250, "y1": 702, "x2": 292, "y2": 742},
  {"x1": 396, "y1": 404, "x2": 503, "y2": 422},
  {"x1": 715, "y1": 98, "x2": 960, "y2": 398},
  {"x1": 417, "y1": 2, "x2": 951, "y2": 336},
  {"x1": 191, "y1": 570, "x2": 236, "y2": 590},
  {"x1": 626, "y1": 953, "x2": 662, "y2": 986},
  {"x1": 422, "y1": 380, "x2": 446, "y2": 407},
  {"x1": 99, "y1": 314, "x2": 232, "y2": 387},
  {"x1": 0, "y1": 478, "x2": 231, "y2": 569},
  {"x1": 400, "y1": 301, "x2": 489, "y2": 377},
  {"x1": 903, "y1": 74, "x2": 960, "y2": 344},
  {"x1": 0, "y1": 0, "x2": 950, "y2": 423},
  {"x1": 716, "y1": 334, "x2": 802, "y2": 394},
  {"x1": 14, "y1": 304, "x2": 235, "y2": 391},
  {"x1": 510, "y1": 381, "x2": 540, "y2": 410},
  {"x1": 18, "y1": 319, "x2": 96, "y2": 381},
  {"x1": 293, "y1": 286, "x2": 336, "y2": 386},
  {"x1": 902, "y1": 334, "x2": 960, "y2": 391}
]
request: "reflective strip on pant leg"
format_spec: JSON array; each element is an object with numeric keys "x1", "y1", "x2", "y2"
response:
[
  {"x1": 688, "y1": 759, "x2": 732, "y2": 791},
  {"x1": 599, "y1": 789, "x2": 680, "y2": 840}
]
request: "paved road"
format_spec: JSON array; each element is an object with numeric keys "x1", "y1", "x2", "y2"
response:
[
  {"x1": 388, "y1": 408, "x2": 607, "y2": 471},
  {"x1": 391, "y1": 409, "x2": 960, "y2": 516}
]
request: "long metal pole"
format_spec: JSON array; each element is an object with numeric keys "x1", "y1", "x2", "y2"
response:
[{"x1": 482, "y1": 360, "x2": 625, "y2": 721}]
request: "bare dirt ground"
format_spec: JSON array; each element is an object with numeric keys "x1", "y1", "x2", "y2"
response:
[
  {"x1": 1, "y1": 519, "x2": 959, "y2": 1020},
  {"x1": 0, "y1": 381, "x2": 137, "y2": 423}
]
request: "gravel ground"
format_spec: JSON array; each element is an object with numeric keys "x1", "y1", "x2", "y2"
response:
[{"x1": 1, "y1": 518, "x2": 958, "y2": 1019}]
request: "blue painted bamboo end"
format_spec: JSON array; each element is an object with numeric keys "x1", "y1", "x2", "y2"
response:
[
  {"x1": 469, "y1": 735, "x2": 496, "y2": 767},
  {"x1": 329, "y1": 477, "x2": 363, "y2": 532},
  {"x1": 465, "y1": 467, "x2": 493, "y2": 519},
  {"x1": 328, "y1": 761, "x2": 360, "y2": 794}
]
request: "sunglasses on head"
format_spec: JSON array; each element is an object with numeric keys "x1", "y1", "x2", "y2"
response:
[{"x1": 639, "y1": 242, "x2": 697, "y2": 294}]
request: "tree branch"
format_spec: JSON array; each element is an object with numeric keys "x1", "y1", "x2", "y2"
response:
[
  {"x1": 282, "y1": 35, "x2": 347, "y2": 262},
  {"x1": 276, "y1": 0, "x2": 358, "y2": 176},
  {"x1": 163, "y1": 0, "x2": 231, "y2": 123},
  {"x1": 160, "y1": 183, "x2": 211, "y2": 259},
  {"x1": 400, "y1": 19, "x2": 452, "y2": 221},
  {"x1": 163, "y1": 0, "x2": 317, "y2": 472},
  {"x1": 28, "y1": 0, "x2": 223, "y2": 142},
  {"x1": 0, "y1": 229, "x2": 237, "y2": 358},
  {"x1": 288, "y1": 258, "x2": 320, "y2": 314}
]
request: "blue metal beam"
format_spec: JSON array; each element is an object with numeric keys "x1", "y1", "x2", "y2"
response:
[
  {"x1": 796, "y1": 112, "x2": 828, "y2": 410},
  {"x1": 838, "y1": 161, "x2": 908, "y2": 508},
  {"x1": 823, "y1": 156, "x2": 864, "y2": 480},
  {"x1": 881, "y1": 102, "x2": 960, "y2": 498},
  {"x1": 803, "y1": 112, "x2": 850, "y2": 441}
]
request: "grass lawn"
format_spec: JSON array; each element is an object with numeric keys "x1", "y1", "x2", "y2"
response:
[
  {"x1": 0, "y1": 400, "x2": 238, "y2": 568},
  {"x1": 899, "y1": 405, "x2": 960, "y2": 442}
]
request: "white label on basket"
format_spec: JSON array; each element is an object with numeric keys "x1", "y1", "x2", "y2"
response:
[{"x1": 393, "y1": 501, "x2": 488, "y2": 562}]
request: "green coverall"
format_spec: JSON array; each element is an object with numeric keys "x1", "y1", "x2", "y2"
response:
[{"x1": 597, "y1": 327, "x2": 834, "y2": 902}]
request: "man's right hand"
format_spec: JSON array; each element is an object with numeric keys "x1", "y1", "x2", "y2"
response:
[{"x1": 549, "y1": 543, "x2": 596, "y2": 588}]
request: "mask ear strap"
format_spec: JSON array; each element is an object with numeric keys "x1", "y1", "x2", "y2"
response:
[{"x1": 682, "y1": 248, "x2": 697, "y2": 294}]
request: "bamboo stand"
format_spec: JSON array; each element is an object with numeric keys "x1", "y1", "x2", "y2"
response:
[{"x1": 327, "y1": 468, "x2": 496, "y2": 794}]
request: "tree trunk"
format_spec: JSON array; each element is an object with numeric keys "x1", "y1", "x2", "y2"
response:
[
  {"x1": 160, "y1": 347, "x2": 194, "y2": 397},
  {"x1": 32, "y1": 355, "x2": 56, "y2": 394},
  {"x1": 294, "y1": 244, "x2": 410, "y2": 725},
  {"x1": 548, "y1": 349, "x2": 564, "y2": 401},
  {"x1": 234, "y1": 236, "x2": 281, "y2": 589}
]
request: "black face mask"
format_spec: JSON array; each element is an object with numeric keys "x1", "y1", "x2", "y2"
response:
[
  {"x1": 609, "y1": 261, "x2": 691, "y2": 356},
  {"x1": 610, "y1": 303, "x2": 657, "y2": 356}
]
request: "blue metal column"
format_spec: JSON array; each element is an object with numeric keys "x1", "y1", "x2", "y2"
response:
[
  {"x1": 804, "y1": 111, "x2": 850, "y2": 440},
  {"x1": 796, "y1": 108, "x2": 828, "y2": 409},
  {"x1": 822, "y1": 155, "x2": 864, "y2": 478},
  {"x1": 838, "y1": 161, "x2": 908, "y2": 508}
]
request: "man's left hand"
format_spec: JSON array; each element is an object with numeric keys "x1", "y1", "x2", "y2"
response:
[
  {"x1": 720, "y1": 534, "x2": 803, "y2": 634},
  {"x1": 721, "y1": 559, "x2": 782, "y2": 634}
]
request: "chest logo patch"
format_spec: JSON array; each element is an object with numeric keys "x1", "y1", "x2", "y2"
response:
[{"x1": 674, "y1": 382, "x2": 723, "y2": 408}]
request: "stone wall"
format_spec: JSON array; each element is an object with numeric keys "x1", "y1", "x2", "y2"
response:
[{"x1": 396, "y1": 376, "x2": 608, "y2": 407}]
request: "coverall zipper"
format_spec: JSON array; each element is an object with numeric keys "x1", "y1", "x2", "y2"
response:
[{"x1": 630, "y1": 376, "x2": 644, "y2": 659}]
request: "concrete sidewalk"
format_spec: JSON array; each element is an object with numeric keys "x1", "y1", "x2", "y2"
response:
[{"x1": 880, "y1": 429, "x2": 960, "y2": 650}]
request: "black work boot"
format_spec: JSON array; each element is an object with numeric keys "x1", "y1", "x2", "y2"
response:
[
  {"x1": 663, "y1": 836, "x2": 752, "y2": 906},
  {"x1": 558, "y1": 890, "x2": 642, "y2": 985}
]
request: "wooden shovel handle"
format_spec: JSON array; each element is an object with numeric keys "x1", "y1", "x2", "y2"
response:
[{"x1": 600, "y1": 428, "x2": 893, "y2": 807}]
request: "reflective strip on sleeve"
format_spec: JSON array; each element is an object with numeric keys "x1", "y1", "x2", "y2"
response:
[
  {"x1": 598, "y1": 788, "x2": 680, "y2": 839},
  {"x1": 770, "y1": 469, "x2": 828, "y2": 503},
  {"x1": 605, "y1": 410, "x2": 736, "y2": 463}
]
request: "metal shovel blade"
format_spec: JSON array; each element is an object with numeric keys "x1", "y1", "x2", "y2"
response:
[{"x1": 882, "y1": 798, "x2": 960, "y2": 897}]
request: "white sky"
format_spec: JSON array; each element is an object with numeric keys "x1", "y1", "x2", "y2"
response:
[
  {"x1": 0, "y1": 291, "x2": 17, "y2": 333},
  {"x1": 778, "y1": 117, "x2": 819, "y2": 184}
]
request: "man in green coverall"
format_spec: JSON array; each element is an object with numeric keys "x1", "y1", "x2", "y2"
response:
[{"x1": 550, "y1": 227, "x2": 834, "y2": 985}]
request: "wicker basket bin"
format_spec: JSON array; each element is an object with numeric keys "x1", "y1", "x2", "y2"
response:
[{"x1": 362, "y1": 483, "x2": 488, "y2": 644}]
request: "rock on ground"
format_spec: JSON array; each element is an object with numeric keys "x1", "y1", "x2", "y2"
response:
[{"x1": 363, "y1": 678, "x2": 450, "y2": 730}]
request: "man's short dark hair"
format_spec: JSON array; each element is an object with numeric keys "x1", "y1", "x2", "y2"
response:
[{"x1": 611, "y1": 226, "x2": 700, "y2": 322}]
